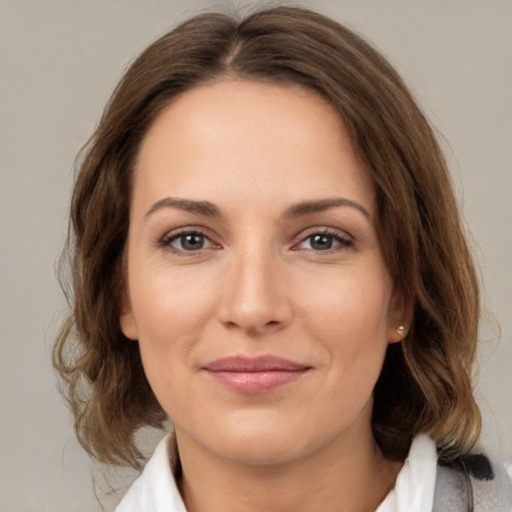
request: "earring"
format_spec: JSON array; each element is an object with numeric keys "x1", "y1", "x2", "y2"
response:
[{"x1": 396, "y1": 325, "x2": 405, "y2": 336}]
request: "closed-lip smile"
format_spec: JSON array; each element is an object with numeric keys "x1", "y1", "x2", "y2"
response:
[{"x1": 202, "y1": 355, "x2": 312, "y2": 394}]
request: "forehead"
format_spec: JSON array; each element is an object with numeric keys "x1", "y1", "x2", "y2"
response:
[{"x1": 133, "y1": 79, "x2": 374, "y2": 214}]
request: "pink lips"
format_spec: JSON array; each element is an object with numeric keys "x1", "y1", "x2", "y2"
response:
[{"x1": 202, "y1": 356, "x2": 311, "y2": 394}]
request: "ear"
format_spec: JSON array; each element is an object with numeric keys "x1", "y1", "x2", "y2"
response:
[
  {"x1": 387, "y1": 285, "x2": 413, "y2": 344},
  {"x1": 120, "y1": 290, "x2": 139, "y2": 340}
]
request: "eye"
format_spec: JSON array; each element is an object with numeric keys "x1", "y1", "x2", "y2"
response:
[
  {"x1": 295, "y1": 230, "x2": 353, "y2": 252},
  {"x1": 304, "y1": 234, "x2": 338, "y2": 251},
  {"x1": 160, "y1": 230, "x2": 215, "y2": 253}
]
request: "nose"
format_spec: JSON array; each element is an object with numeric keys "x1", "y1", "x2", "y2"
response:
[{"x1": 216, "y1": 248, "x2": 292, "y2": 336}]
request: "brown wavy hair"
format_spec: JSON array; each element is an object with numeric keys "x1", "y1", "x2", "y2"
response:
[{"x1": 54, "y1": 5, "x2": 481, "y2": 470}]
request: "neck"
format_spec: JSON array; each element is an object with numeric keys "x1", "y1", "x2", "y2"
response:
[{"x1": 175, "y1": 424, "x2": 402, "y2": 512}]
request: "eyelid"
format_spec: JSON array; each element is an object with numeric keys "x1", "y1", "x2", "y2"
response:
[
  {"x1": 291, "y1": 226, "x2": 354, "y2": 251},
  {"x1": 157, "y1": 226, "x2": 221, "y2": 254}
]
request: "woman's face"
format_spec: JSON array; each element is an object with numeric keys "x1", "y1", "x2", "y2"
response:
[{"x1": 121, "y1": 80, "x2": 404, "y2": 466}]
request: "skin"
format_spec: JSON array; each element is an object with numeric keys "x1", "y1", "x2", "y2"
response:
[{"x1": 121, "y1": 79, "x2": 406, "y2": 512}]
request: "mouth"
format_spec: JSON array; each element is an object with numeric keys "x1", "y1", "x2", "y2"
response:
[{"x1": 201, "y1": 355, "x2": 312, "y2": 394}]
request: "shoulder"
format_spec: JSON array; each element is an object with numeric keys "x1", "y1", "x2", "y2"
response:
[
  {"x1": 386, "y1": 435, "x2": 512, "y2": 512},
  {"x1": 115, "y1": 434, "x2": 187, "y2": 512},
  {"x1": 434, "y1": 452, "x2": 512, "y2": 512}
]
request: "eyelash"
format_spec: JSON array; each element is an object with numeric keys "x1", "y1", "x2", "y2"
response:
[
  {"x1": 293, "y1": 228, "x2": 354, "y2": 254},
  {"x1": 157, "y1": 227, "x2": 353, "y2": 256},
  {"x1": 158, "y1": 229, "x2": 215, "y2": 256}
]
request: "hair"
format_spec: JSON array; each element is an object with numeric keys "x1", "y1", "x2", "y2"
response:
[{"x1": 54, "y1": 5, "x2": 481, "y2": 470}]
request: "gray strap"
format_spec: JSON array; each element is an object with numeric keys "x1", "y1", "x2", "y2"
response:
[{"x1": 433, "y1": 461, "x2": 512, "y2": 512}]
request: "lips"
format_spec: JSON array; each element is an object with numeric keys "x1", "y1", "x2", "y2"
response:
[{"x1": 202, "y1": 355, "x2": 311, "y2": 394}]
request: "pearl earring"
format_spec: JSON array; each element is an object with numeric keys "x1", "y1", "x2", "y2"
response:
[{"x1": 397, "y1": 325, "x2": 405, "y2": 336}]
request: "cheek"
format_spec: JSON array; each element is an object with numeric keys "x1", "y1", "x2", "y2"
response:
[
  {"x1": 131, "y1": 257, "x2": 215, "y2": 331},
  {"x1": 128, "y1": 262, "x2": 218, "y2": 383},
  {"x1": 298, "y1": 265, "x2": 392, "y2": 384},
  {"x1": 301, "y1": 266, "x2": 392, "y2": 339}
]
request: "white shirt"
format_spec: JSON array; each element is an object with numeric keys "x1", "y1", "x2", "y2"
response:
[
  {"x1": 376, "y1": 434, "x2": 437, "y2": 512},
  {"x1": 115, "y1": 433, "x2": 508, "y2": 512},
  {"x1": 116, "y1": 434, "x2": 187, "y2": 512}
]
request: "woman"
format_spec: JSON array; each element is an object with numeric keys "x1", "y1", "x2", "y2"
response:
[{"x1": 54, "y1": 6, "x2": 512, "y2": 511}]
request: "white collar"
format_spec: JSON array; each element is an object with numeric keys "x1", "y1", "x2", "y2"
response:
[
  {"x1": 116, "y1": 433, "x2": 438, "y2": 512},
  {"x1": 115, "y1": 433, "x2": 186, "y2": 512},
  {"x1": 377, "y1": 434, "x2": 437, "y2": 512}
]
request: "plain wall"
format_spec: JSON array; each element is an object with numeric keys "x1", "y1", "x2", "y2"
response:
[{"x1": 1, "y1": 1, "x2": 510, "y2": 510}]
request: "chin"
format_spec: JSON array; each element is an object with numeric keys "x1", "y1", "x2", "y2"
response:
[
  {"x1": 213, "y1": 434, "x2": 306, "y2": 467},
  {"x1": 197, "y1": 414, "x2": 329, "y2": 468}
]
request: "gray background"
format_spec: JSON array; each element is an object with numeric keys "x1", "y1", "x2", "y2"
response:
[{"x1": 1, "y1": 1, "x2": 511, "y2": 510}]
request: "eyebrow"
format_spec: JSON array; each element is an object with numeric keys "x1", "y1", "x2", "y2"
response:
[
  {"x1": 283, "y1": 198, "x2": 370, "y2": 219},
  {"x1": 144, "y1": 196, "x2": 370, "y2": 222},
  {"x1": 145, "y1": 197, "x2": 222, "y2": 220}
]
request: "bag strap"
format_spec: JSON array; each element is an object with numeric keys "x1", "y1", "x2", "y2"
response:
[{"x1": 434, "y1": 455, "x2": 512, "y2": 512}]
